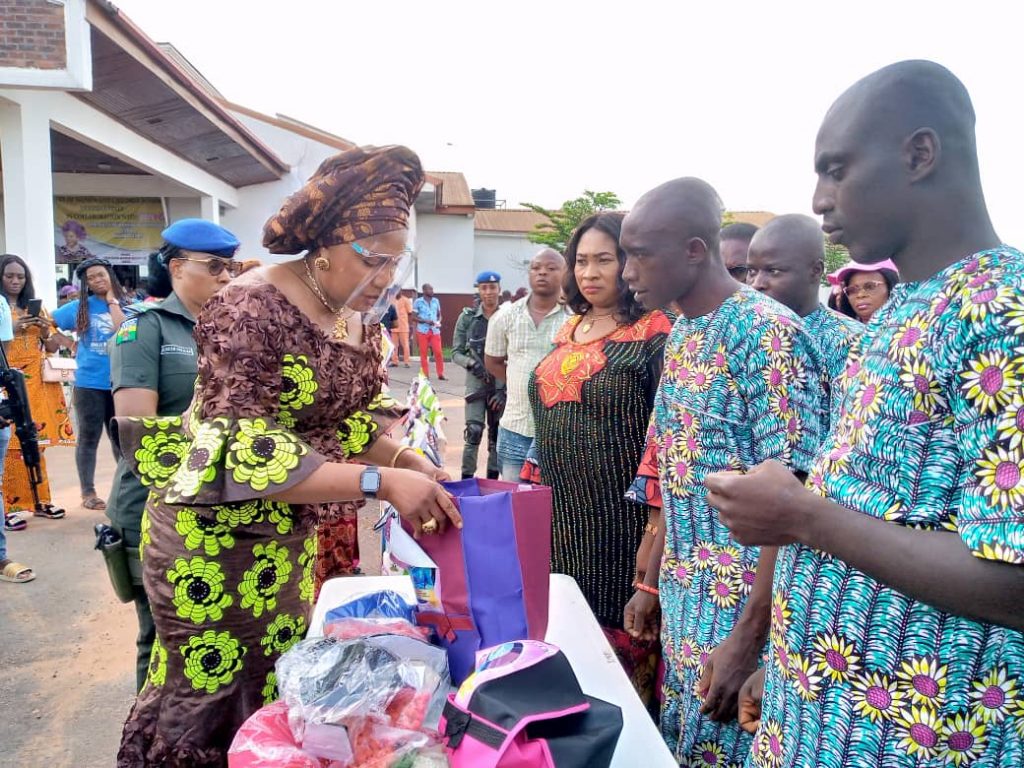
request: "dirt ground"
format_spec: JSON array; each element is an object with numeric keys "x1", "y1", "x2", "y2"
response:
[{"x1": 0, "y1": 366, "x2": 473, "y2": 767}]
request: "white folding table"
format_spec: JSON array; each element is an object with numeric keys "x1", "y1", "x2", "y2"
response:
[{"x1": 312, "y1": 573, "x2": 676, "y2": 767}]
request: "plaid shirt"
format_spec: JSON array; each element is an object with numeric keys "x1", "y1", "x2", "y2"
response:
[{"x1": 484, "y1": 296, "x2": 570, "y2": 437}]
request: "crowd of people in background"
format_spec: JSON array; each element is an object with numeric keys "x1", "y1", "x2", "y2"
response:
[{"x1": 1, "y1": 58, "x2": 1023, "y2": 768}]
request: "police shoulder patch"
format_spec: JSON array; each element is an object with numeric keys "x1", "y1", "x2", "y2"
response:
[{"x1": 115, "y1": 318, "x2": 138, "y2": 345}]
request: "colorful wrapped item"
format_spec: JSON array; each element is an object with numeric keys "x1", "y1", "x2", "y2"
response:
[
  {"x1": 400, "y1": 375, "x2": 446, "y2": 468},
  {"x1": 378, "y1": 374, "x2": 448, "y2": 608},
  {"x1": 440, "y1": 640, "x2": 623, "y2": 767},
  {"x1": 229, "y1": 597, "x2": 450, "y2": 768}
]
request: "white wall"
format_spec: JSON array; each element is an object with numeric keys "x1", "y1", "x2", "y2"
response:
[
  {"x1": 219, "y1": 112, "x2": 340, "y2": 262},
  {"x1": 415, "y1": 213, "x2": 474, "y2": 294},
  {"x1": 472, "y1": 231, "x2": 544, "y2": 293},
  {"x1": 166, "y1": 197, "x2": 202, "y2": 223}
]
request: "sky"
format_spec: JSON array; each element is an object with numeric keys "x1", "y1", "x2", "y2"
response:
[{"x1": 114, "y1": 0, "x2": 1024, "y2": 245}]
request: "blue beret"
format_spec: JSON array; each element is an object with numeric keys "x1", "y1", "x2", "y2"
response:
[
  {"x1": 162, "y1": 218, "x2": 239, "y2": 258},
  {"x1": 475, "y1": 270, "x2": 501, "y2": 285}
]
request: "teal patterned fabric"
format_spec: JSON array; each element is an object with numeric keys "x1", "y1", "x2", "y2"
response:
[
  {"x1": 755, "y1": 248, "x2": 1024, "y2": 768},
  {"x1": 802, "y1": 304, "x2": 862, "y2": 421},
  {"x1": 627, "y1": 285, "x2": 828, "y2": 766}
]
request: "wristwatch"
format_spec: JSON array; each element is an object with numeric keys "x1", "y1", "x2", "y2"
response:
[{"x1": 360, "y1": 466, "x2": 382, "y2": 499}]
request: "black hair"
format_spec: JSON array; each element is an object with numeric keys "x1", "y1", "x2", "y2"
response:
[
  {"x1": 562, "y1": 212, "x2": 645, "y2": 323},
  {"x1": 0, "y1": 253, "x2": 37, "y2": 310},
  {"x1": 76, "y1": 261, "x2": 126, "y2": 333},
  {"x1": 835, "y1": 268, "x2": 899, "y2": 320},
  {"x1": 720, "y1": 222, "x2": 759, "y2": 243},
  {"x1": 146, "y1": 244, "x2": 181, "y2": 299}
]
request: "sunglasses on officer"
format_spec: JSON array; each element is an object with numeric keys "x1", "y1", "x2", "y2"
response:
[{"x1": 178, "y1": 256, "x2": 243, "y2": 278}]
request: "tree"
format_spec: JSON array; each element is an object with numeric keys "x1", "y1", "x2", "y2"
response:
[
  {"x1": 520, "y1": 190, "x2": 621, "y2": 252},
  {"x1": 823, "y1": 241, "x2": 850, "y2": 286}
]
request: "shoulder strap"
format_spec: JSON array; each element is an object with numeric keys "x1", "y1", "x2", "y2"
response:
[{"x1": 442, "y1": 700, "x2": 507, "y2": 750}]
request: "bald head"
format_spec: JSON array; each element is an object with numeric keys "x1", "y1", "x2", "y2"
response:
[
  {"x1": 823, "y1": 59, "x2": 978, "y2": 173},
  {"x1": 620, "y1": 177, "x2": 730, "y2": 311},
  {"x1": 747, "y1": 214, "x2": 824, "y2": 317},
  {"x1": 528, "y1": 247, "x2": 565, "y2": 299},
  {"x1": 812, "y1": 60, "x2": 993, "y2": 269},
  {"x1": 530, "y1": 248, "x2": 563, "y2": 268},
  {"x1": 626, "y1": 177, "x2": 724, "y2": 253},
  {"x1": 753, "y1": 215, "x2": 824, "y2": 268}
]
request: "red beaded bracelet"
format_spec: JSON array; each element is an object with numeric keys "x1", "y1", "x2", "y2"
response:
[{"x1": 634, "y1": 582, "x2": 659, "y2": 596}]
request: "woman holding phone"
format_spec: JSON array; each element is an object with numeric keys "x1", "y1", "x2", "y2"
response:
[{"x1": 0, "y1": 254, "x2": 75, "y2": 528}]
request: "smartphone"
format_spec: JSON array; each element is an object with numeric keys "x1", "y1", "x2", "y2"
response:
[{"x1": 27, "y1": 299, "x2": 42, "y2": 317}]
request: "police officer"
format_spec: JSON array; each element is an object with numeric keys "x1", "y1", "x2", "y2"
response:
[
  {"x1": 106, "y1": 218, "x2": 240, "y2": 690},
  {"x1": 452, "y1": 271, "x2": 505, "y2": 479}
]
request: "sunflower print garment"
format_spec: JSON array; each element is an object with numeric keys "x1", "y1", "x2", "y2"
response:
[
  {"x1": 801, "y1": 304, "x2": 862, "y2": 422},
  {"x1": 625, "y1": 286, "x2": 828, "y2": 766},
  {"x1": 755, "y1": 247, "x2": 1024, "y2": 768},
  {"x1": 113, "y1": 280, "x2": 403, "y2": 767}
]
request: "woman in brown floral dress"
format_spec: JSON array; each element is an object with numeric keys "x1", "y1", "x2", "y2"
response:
[{"x1": 114, "y1": 145, "x2": 461, "y2": 767}]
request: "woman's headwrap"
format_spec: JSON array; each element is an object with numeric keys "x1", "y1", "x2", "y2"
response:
[{"x1": 262, "y1": 145, "x2": 425, "y2": 255}]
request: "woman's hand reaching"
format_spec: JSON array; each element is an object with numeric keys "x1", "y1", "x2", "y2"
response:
[{"x1": 379, "y1": 467, "x2": 461, "y2": 538}]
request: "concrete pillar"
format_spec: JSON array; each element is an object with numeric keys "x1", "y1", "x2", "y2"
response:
[
  {"x1": 0, "y1": 99, "x2": 57, "y2": 308},
  {"x1": 200, "y1": 194, "x2": 220, "y2": 225}
]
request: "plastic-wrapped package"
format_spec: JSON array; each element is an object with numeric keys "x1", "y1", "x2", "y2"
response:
[
  {"x1": 228, "y1": 701, "x2": 339, "y2": 768},
  {"x1": 324, "y1": 617, "x2": 430, "y2": 642},
  {"x1": 229, "y1": 702, "x2": 448, "y2": 768},
  {"x1": 269, "y1": 617, "x2": 451, "y2": 767},
  {"x1": 324, "y1": 590, "x2": 417, "y2": 624}
]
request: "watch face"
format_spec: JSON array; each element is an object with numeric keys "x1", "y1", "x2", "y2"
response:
[{"x1": 361, "y1": 468, "x2": 381, "y2": 494}]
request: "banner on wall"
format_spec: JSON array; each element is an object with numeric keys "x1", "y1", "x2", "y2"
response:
[{"x1": 54, "y1": 197, "x2": 166, "y2": 266}]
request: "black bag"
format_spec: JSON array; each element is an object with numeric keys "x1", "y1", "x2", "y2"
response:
[{"x1": 439, "y1": 640, "x2": 623, "y2": 768}]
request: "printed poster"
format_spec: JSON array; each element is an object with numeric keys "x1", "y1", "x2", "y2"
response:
[{"x1": 54, "y1": 197, "x2": 165, "y2": 266}]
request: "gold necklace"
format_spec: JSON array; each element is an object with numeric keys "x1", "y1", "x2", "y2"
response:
[
  {"x1": 580, "y1": 310, "x2": 617, "y2": 334},
  {"x1": 302, "y1": 258, "x2": 352, "y2": 339}
]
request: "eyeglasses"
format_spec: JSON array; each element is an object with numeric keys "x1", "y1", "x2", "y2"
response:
[
  {"x1": 180, "y1": 257, "x2": 242, "y2": 277},
  {"x1": 727, "y1": 265, "x2": 749, "y2": 280},
  {"x1": 351, "y1": 243, "x2": 414, "y2": 269},
  {"x1": 843, "y1": 280, "x2": 886, "y2": 297}
]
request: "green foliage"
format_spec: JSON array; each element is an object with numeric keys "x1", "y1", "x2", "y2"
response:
[
  {"x1": 823, "y1": 241, "x2": 850, "y2": 286},
  {"x1": 721, "y1": 210, "x2": 736, "y2": 227},
  {"x1": 521, "y1": 190, "x2": 622, "y2": 252}
]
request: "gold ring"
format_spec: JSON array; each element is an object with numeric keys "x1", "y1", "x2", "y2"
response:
[{"x1": 422, "y1": 519, "x2": 438, "y2": 534}]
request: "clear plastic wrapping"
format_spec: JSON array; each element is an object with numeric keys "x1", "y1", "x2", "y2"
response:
[{"x1": 229, "y1": 606, "x2": 451, "y2": 768}]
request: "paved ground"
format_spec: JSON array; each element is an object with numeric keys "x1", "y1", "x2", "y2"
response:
[{"x1": 0, "y1": 364, "x2": 475, "y2": 767}]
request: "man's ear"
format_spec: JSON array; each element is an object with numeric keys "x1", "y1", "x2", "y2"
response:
[
  {"x1": 811, "y1": 258, "x2": 825, "y2": 284},
  {"x1": 904, "y1": 127, "x2": 940, "y2": 183},
  {"x1": 685, "y1": 236, "x2": 710, "y2": 262}
]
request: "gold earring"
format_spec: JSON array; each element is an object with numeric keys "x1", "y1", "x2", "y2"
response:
[{"x1": 314, "y1": 255, "x2": 330, "y2": 272}]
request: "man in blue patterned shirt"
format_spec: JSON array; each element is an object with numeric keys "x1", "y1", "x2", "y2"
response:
[
  {"x1": 708, "y1": 60, "x2": 1024, "y2": 767},
  {"x1": 747, "y1": 214, "x2": 862, "y2": 420},
  {"x1": 620, "y1": 178, "x2": 829, "y2": 766}
]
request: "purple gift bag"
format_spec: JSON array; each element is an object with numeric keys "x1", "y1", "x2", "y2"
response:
[{"x1": 410, "y1": 478, "x2": 553, "y2": 683}]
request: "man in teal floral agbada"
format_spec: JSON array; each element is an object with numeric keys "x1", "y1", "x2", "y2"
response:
[{"x1": 708, "y1": 60, "x2": 1024, "y2": 768}]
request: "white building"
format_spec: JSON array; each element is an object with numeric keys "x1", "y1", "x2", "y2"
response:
[
  {"x1": 473, "y1": 208, "x2": 549, "y2": 294},
  {"x1": 0, "y1": 0, "x2": 294, "y2": 305},
  {"x1": 0, "y1": 0, "x2": 552, "y2": 345}
]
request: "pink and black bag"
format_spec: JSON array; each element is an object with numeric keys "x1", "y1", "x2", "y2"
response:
[{"x1": 439, "y1": 641, "x2": 623, "y2": 768}]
